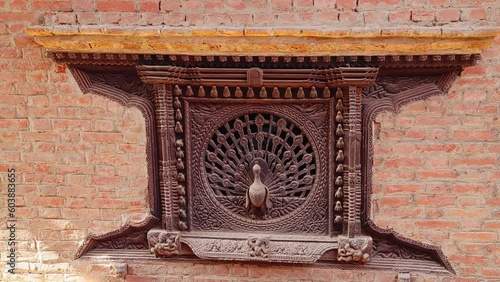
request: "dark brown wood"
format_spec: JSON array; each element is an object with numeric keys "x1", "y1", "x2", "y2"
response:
[{"x1": 59, "y1": 53, "x2": 474, "y2": 274}]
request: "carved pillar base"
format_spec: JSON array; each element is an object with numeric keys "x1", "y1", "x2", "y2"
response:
[
  {"x1": 337, "y1": 235, "x2": 372, "y2": 263},
  {"x1": 147, "y1": 229, "x2": 181, "y2": 258}
]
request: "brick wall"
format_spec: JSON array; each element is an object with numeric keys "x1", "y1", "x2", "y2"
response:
[{"x1": 0, "y1": 0, "x2": 498, "y2": 281}]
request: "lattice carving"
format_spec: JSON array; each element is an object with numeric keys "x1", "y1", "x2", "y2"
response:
[
  {"x1": 186, "y1": 101, "x2": 332, "y2": 233},
  {"x1": 204, "y1": 113, "x2": 316, "y2": 220}
]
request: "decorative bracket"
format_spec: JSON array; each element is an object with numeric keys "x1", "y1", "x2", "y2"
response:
[
  {"x1": 337, "y1": 235, "x2": 372, "y2": 263},
  {"x1": 147, "y1": 229, "x2": 181, "y2": 257}
]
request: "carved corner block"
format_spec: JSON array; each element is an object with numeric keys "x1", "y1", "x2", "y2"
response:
[
  {"x1": 147, "y1": 229, "x2": 181, "y2": 258},
  {"x1": 337, "y1": 235, "x2": 372, "y2": 263}
]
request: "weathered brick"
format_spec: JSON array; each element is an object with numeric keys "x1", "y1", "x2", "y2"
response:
[
  {"x1": 460, "y1": 8, "x2": 486, "y2": 21},
  {"x1": 358, "y1": 0, "x2": 401, "y2": 8},
  {"x1": 411, "y1": 10, "x2": 435, "y2": 21},
  {"x1": 436, "y1": 9, "x2": 460, "y2": 21},
  {"x1": 272, "y1": 0, "x2": 292, "y2": 11},
  {"x1": 96, "y1": 1, "x2": 136, "y2": 12}
]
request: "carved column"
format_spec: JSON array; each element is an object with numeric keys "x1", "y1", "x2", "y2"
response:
[
  {"x1": 154, "y1": 84, "x2": 179, "y2": 230},
  {"x1": 334, "y1": 68, "x2": 377, "y2": 263},
  {"x1": 336, "y1": 85, "x2": 372, "y2": 263},
  {"x1": 344, "y1": 85, "x2": 362, "y2": 237},
  {"x1": 149, "y1": 84, "x2": 183, "y2": 257}
]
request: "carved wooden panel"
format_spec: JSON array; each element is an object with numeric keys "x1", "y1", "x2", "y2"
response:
[
  {"x1": 186, "y1": 100, "x2": 331, "y2": 233},
  {"x1": 60, "y1": 53, "x2": 480, "y2": 274}
]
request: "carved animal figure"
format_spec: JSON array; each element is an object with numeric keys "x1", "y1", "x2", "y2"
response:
[
  {"x1": 153, "y1": 233, "x2": 180, "y2": 257},
  {"x1": 245, "y1": 164, "x2": 272, "y2": 219},
  {"x1": 247, "y1": 237, "x2": 269, "y2": 258}
]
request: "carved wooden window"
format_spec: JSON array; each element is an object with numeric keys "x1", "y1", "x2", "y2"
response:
[{"x1": 62, "y1": 54, "x2": 479, "y2": 274}]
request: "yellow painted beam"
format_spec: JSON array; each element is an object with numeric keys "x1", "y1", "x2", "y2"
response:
[{"x1": 26, "y1": 25, "x2": 499, "y2": 56}]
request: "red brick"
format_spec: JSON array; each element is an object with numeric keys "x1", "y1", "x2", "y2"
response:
[
  {"x1": 336, "y1": 0, "x2": 356, "y2": 9},
  {"x1": 452, "y1": 130, "x2": 495, "y2": 141},
  {"x1": 385, "y1": 157, "x2": 425, "y2": 167},
  {"x1": 32, "y1": 0, "x2": 73, "y2": 11},
  {"x1": 207, "y1": 13, "x2": 231, "y2": 25},
  {"x1": 207, "y1": 264, "x2": 229, "y2": 276},
  {"x1": 228, "y1": 264, "x2": 248, "y2": 276},
  {"x1": 411, "y1": 10, "x2": 435, "y2": 21},
  {"x1": 35, "y1": 142, "x2": 55, "y2": 152},
  {"x1": 293, "y1": 0, "x2": 313, "y2": 9},
  {"x1": 205, "y1": 0, "x2": 224, "y2": 10},
  {"x1": 33, "y1": 197, "x2": 65, "y2": 207},
  {"x1": 90, "y1": 176, "x2": 126, "y2": 187},
  {"x1": 455, "y1": 77, "x2": 497, "y2": 89},
  {"x1": 389, "y1": 10, "x2": 411, "y2": 22},
  {"x1": 461, "y1": 65, "x2": 488, "y2": 76},
  {"x1": 460, "y1": 8, "x2": 486, "y2": 21},
  {"x1": 452, "y1": 232, "x2": 497, "y2": 242},
  {"x1": 248, "y1": 265, "x2": 269, "y2": 278},
  {"x1": 364, "y1": 11, "x2": 388, "y2": 24},
  {"x1": 161, "y1": 0, "x2": 181, "y2": 12},
  {"x1": 57, "y1": 12, "x2": 77, "y2": 24},
  {"x1": 358, "y1": 0, "x2": 401, "y2": 8},
  {"x1": 272, "y1": 0, "x2": 292, "y2": 11},
  {"x1": 378, "y1": 196, "x2": 409, "y2": 206},
  {"x1": 72, "y1": 0, "x2": 95, "y2": 11},
  {"x1": 416, "y1": 144, "x2": 459, "y2": 153},
  {"x1": 463, "y1": 90, "x2": 487, "y2": 101},
  {"x1": 419, "y1": 170, "x2": 457, "y2": 179},
  {"x1": 446, "y1": 208, "x2": 490, "y2": 219},
  {"x1": 143, "y1": 13, "x2": 165, "y2": 25},
  {"x1": 465, "y1": 144, "x2": 487, "y2": 155},
  {"x1": 427, "y1": 0, "x2": 450, "y2": 6},
  {"x1": 385, "y1": 184, "x2": 424, "y2": 193},
  {"x1": 482, "y1": 268, "x2": 500, "y2": 277},
  {"x1": 82, "y1": 132, "x2": 122, "y2": 143},
  {"x1": 97, "y1": 1, "x2": 136, "y2": 12},
  {"x1": 99, "y1": 12, "x2": 121, "y2": 23},
  {"x1": 139, "y1": 1, "x2": 160, "y2": 12},
  {"x1": 276, "y1": 12, "x2": 300, "y2": 23},
  {"x1": 450, "y1": 157, "x2": 496, "y2": 166},
  {"x1": 436, "y1": 9, "x2": 460, "y2": 21},
  {"x1": 313, "y1": 0, "x2": 336, "y2": 9},
  {"x1": 90, "y1": 199, "x2": 127, "y2": 209},
  {"x1": 415, "y1": 196, "x2": 456, "y2": 206},
  {"x1": 449, "y1": 184, "x2": 494, "y2": 194},
  {"x1": 1, "y1": 71, "x2": 27, "y2": 83},
  {"x1": 316, "y1": 11, "x2": 339, "y2": 22}
]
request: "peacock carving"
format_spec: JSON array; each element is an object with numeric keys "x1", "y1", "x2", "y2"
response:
[
  {"x1": 245, "y1": 164, "x2": 272, "y2": 219},
  {"x1": 204, "y1": 113, "x2": 317, "y2": 220}
]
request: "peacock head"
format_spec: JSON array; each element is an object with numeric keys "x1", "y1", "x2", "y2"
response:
[{"x1": 252, "y1": 164, "x2": 261, "y2": 175}]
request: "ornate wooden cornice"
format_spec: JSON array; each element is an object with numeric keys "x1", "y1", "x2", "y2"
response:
[{"x1": 27, "y1": 25, "x2": 499, "y2": 56}]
